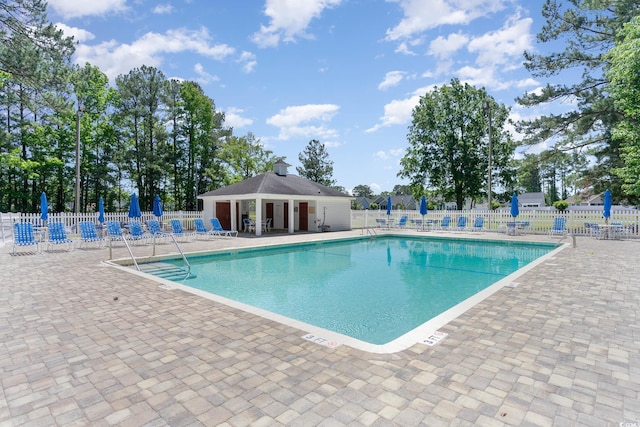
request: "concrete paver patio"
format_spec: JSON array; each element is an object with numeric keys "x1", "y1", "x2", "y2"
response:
[{"x1": 1, "y1": 230, "x2": 639, "y2": 426}]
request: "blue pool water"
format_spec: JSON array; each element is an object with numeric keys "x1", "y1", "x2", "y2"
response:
[{"x1": 158, "y1": 236, "x2": 557, "y2": 345}]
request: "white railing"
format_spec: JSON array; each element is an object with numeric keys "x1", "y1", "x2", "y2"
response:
[
  {"x1": 0, "y1": 210, "x2": 202, "y2": 243},
  {"x1": 3, "y1": 207, "x2": 639, "y2": 244},
  {"x1": 352, "y1": 208, "x2": 640, "y2": 238}
]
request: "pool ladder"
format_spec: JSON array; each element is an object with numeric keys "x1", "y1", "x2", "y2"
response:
[
  {"x1": 109, "y1": 232, "x2": 191, "y2": 280},
  {"x1": 362, "y1": 226, "x2": 377, "y2": 237}
]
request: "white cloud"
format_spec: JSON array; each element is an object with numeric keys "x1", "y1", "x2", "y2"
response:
[
  {"x1": 193, "y1": 63, "x2": 219, "y2": 84},
  {"x1": 428, "y1": 32, "x2": 469, "y2": 59},
  {"x1": 47, "y1": 0, "x2": 128, "y2": 19},
  {"x1": 366, "y1": 85, "x2": 434, "y2": 132},
  {"x1": 238, "y1": 51, "x2": 257, "y2": 74},
  {"x1": 378, "y1": 71, "x2": 405, "y2": 90},
  {"x1": 251, "y1": 0, "x2": 343, "y2": 48},
  {"x1": 375, "y1": 151, "x2": 389, "y2": 160},
  {"x1": 74, "y1": 27, "x2": 236, "y2": 81},
  {"x1": 385, "y1": 0, "x2": 506, "y2": 41},
  {"x1": 153, "y1": 4, "x2": 174, "y2": 14},
  {"x1": 223, "y1": 107, "x2": 253, "y2": 129},
  {"x1": 266, "y1": 104, "x2": 340, "y2": 140},
  {"x1": 55, "y1": 23, "x2": 95, "y2": 43},
  {"x1": 467, "y1": 15, "x2": 533, "y2": 67}
]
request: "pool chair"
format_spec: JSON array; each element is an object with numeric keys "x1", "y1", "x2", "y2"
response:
[
  {"x1": 242, "y1": 218, "x2": 255, "y2": 233},
  {"x1": 548, "y1": 217, "x2": 567, "y2": 237},
  {"x1": 471, "y1": 217, "x2": 484, "y2": 232},
  {"x1": 146, "y1": 219, "x2": 169, "y2": 242},
  {"x1": 193, "y1": 218, "x2": 216, "y2": 239},
  {"x1": 12, "y1": 222, "x2": 41, "y2": 255},
  {"x1": 438, "y1": 216, "x2": 451, "y2": 231},
  {"x1": 46, "y1": 221, "x2": 73, "y2": 251},
  {"x1": 454, "y1": 216, "x2": 467, "y2": 231},
  {"x1": 210, "y1": 217, "x2": 238, "y2": 237},
  {"x1": 395, "y1": 215, "x2": 408, "y2": 229},
  {"x1": 106, "y1": 220, "x2": 129, "y2": 244},
  {"x1": 375, "y1": 218, "x2": 387, "y2": 228},
  {"x1": 169, "y1": 219, "x2": 194, "y2": 242},
  {"x1": 128, "y1": 220, "x2": 150, "y2": 244},
  {"x1": 79, "y1": 221, "x2": 105, "y2": 248}
]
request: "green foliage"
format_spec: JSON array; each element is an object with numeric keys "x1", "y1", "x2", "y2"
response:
[
  {"x1": 553, "y1": 200, "x2": 569, "y2": 211},
  {"x1": 352, "y1": 184, "x2": 374, "y2": 198},
  {"x1": 218, "y1": 133, "x2": 275, "y2": 185},
  {"x1": 608, "y1": 17, "x2": 640, "y2": 199},
  {"x1": 517, "y1": 0, "x2": 640, "y2": 203},
  {"x1": 297, "y1": 139, "x2": 336, "y2": 187},
  {"x1": 399, "y1": 78, "x2": 515, "y2": 210}
]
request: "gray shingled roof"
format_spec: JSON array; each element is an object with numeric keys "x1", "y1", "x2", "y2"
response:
[{"x1": 198, "y1": 172, "x2": 352, "y2": 198}]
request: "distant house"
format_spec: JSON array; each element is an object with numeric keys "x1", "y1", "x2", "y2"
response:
[
  {"x1": 566, "y1": 191, "x2": 603, "y2": 206},
  {"x1": 376, "y1": 195, "x2": 418, "y2": 210},
  {"x1": 518, "y1": 192, "x2": 546, "y2": 208},
  {"x1": 198, "y1": 160, "x2": 353, "y2": 236},
  {"x1": 582, "y1": 193, "x2": 604, "y2": 206}
]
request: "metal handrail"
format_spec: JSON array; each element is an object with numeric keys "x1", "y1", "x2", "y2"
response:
[
  {"x1": 121, "y1": 233, "x2": 140, "y2": 271},
  {"x1": 168, "y1": 233, "x2": 191, "y2": 280},
  {"x1": 361, "y1": 226, "x2": 377, "y2": 236}
]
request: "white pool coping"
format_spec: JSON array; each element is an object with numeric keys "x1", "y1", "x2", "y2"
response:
[{"x1": 106, "y1": 237, "x2": 569, "y2": 354}]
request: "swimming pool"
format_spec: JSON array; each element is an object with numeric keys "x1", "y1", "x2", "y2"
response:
[{"x1": 142, "y1": 236, "x2": 562, "y2": 353}]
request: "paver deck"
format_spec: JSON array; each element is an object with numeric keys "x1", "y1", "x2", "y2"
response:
[{"x1": 1, "y1": 230, "x2": 639, "y2": 426}]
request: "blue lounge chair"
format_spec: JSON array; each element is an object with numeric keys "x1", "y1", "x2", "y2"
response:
[
  {"x1": 396, "y1": 215, "x2": 408, "y2": 229},
  {"x1": 455, "y1": 216, "x2": 467, "y2": 231},
  {"x1": 147, "y1": 219, "x2": 168, "y2": 241},
  {"x1": 12, "y1": 222, "x2": 40, "y2": 255},
  {"x1": 210, "y1": 218, "x2": 238, "y2": 237},
  {"x1": 79, "y1": 221, "x2": 105, "y2": 248},
  {"x1": 128, "y1": 220, "x2": 149, "y2": 244},
  {"x1": 471, "y1": 217, "x2": 484, "y2": 231},
  {"x1": 548, "y1": 217, "x2": 567, "y2": 237},
  {"x1": 194, "y1": 218, "x2": 216, "y2": 239},
  {"x1": 170, "y1": 219, "x2": 193, "y2": 242},
  {"x1": 375, "y1": 218, "x2": 387, "y2": 228},
  {"x1": 46, "y1": 221, "x2": 73, "y2": 251},
  {"x1": 106, "y1": 220, "x2": 128, "y2": 244},
  {"x1": 438, "y1": 216, "x2": 451, "y2": 231}
]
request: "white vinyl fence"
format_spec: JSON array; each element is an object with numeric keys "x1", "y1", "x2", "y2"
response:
[
  {"x1": 0, "y1": 211, "x2": 202, "y2": 244},
  {"x1": 351, "y1": 208, "x2": 640, "y2": 238},
  {"x1": 2, "y1": 208, "x2": 639, "y2": 244}
]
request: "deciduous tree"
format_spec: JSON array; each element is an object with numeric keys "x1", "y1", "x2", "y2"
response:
[{"x1": 399, "y1": 78, "x2": 515, "y2": 210}]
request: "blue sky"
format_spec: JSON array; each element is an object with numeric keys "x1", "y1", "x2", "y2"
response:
[{"x1": 46, "y1": 0, "x2": 560, "y2": 194}]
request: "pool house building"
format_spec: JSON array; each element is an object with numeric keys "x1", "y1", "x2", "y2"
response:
[{"x1": 197, "y1": 160, "x2": 354, "y2": 235}]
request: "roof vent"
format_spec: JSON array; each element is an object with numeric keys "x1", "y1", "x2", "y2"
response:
[{"x1": 274, "y1": 159, "x2": 290, "y2": 176}]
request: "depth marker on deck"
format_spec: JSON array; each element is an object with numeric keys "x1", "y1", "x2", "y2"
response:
[
  {"x1": 302, "y1": 333, "x2": 342, "y2": 349},
  {"x1": 422, "y1": 331, "x2": 448, "y2": 346}
]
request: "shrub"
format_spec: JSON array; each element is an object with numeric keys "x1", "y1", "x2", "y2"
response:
[{"x1": 553, "y1": 200, "x2": 569, "y2": 211}]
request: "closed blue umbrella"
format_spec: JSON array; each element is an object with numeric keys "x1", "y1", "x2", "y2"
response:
[
  {"x1": 603, "y1": 189, "x2": 612, "y2": 223},
  {"x1": 419, "y1": 195, "x2": 427, "y2": 230},
  {"x1": 386, "y1": 196, "x2": 392, "y2": 226},
  {"x1": 40, "y1": 192, "x2": 48, "y2": 221},
  {"x1": 153, "y1": 194, "x2": 163, "y2": 218},
  {"x1": 98, "y1": 197, "x2": 105, "y2": 223},
  {"x1": 128, "y1": 193, "x2": 141, "y2": 218},
  {"x1": 510, "y1": 193, "x2": 519, "y2": 218}
]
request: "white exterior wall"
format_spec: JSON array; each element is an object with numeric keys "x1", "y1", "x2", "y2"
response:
[{"x1": 313, "y1": 199, "x2": 351, "y2": 231}]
